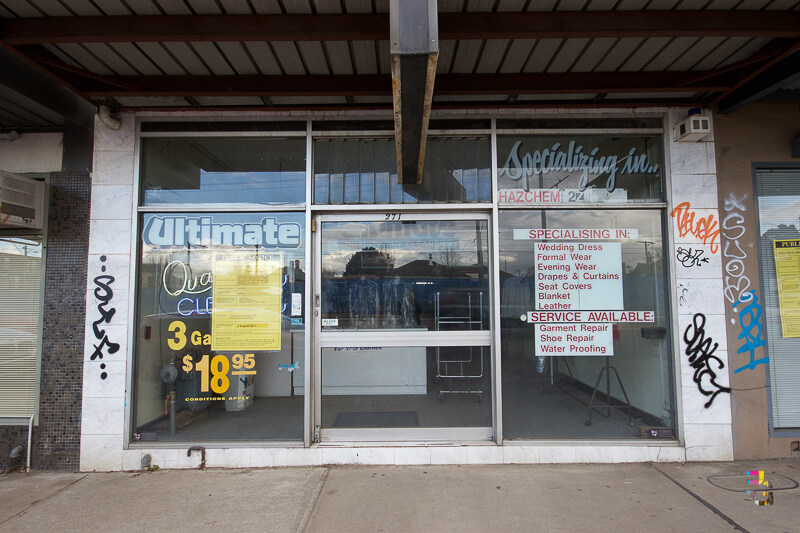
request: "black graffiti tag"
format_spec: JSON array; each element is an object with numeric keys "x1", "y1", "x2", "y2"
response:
[
  {"x1": 91, "y1": 256, "x2": 118, "y2": 380},
  {"x1": 90, "y1": 335, "x2": 118, "y2": 361},
  {"x1": 683, "y1": 313, "x2": 731, "y2": 409},
  {"x1": 676, "y1": 247, "x2": 710, "y2": 268},
  {"x1": 92, "y1": 275, "x2": 117, "y2": 340}
]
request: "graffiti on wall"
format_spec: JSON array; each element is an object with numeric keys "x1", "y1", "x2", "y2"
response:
[
  {"x1": 683, "y1": 312, "x2": 731, "y2": 408},
  {"x1": 90, "y1": 255, "x2": 119, "y2": 380},
  {"x1": 732, "y1": 291, "x2": 768, "y2": 373},
  {"x1": 677, "y1": 282, "x2": 690, "y2": 309},
  {"x1": 721, "y1": 193, "x2": 767, "y2": 373},
  {"x1": 722, "y1": 194, "x2": 753, "y2": 301},
  {"x1": 671, "y1": 202, "x2": 721, "y2": 253},
  {"x1": 676, "y1": 246, "x2": 710, "y2": 268}
]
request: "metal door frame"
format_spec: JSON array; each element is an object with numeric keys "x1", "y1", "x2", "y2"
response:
[{"x1": 312, "y1": 211, "x2": 494, "y2": 443}]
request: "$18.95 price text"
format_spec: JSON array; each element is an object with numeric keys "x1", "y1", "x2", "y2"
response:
[
  {"x1": 181, "y1": 353, "x2": 255, "y2": 394},
  {"x1": 168, "y1": 319, "x2": 256, "y2": 394}
]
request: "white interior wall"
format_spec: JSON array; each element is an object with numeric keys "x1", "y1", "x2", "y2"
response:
[{"x1": 0, "y1": 133, "x2": 62, "y2": 174}]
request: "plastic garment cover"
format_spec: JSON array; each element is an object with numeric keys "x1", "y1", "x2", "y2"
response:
[
  {"x1": 400, "y1": 286, "x2": 420, "y2": 327},
  {"x1": 382, "y1": 279, "x2": 420, "y2": 328},
  {"x1": 348, "y1": 278, "x2": 379, "y2": 328},
  {"x1": 500, "y1": 276, "x2": 534, "y2": 318},
  {"x1": 383, "y1": 279, "x2": 419, "y2": 328},
  {"x1": 382, "y1": 279, "x2": 404, "y2": 328}
]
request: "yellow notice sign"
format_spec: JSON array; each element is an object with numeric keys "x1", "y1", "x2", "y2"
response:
[
  {"x1": 773, "y1": 240, "x2": 800, "y2": 337},
  {"x1": 211, "y1": 252, "x2": 283, "y2": 351}
]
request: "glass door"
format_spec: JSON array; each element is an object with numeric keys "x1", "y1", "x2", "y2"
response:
[{"x1": 312, "y1": 213, "x2": 493, "y2": 441}]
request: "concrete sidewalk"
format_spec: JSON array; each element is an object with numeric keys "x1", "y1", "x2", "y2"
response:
[{"x1": 0, "y1": 459, "x2": 797, "y2": 533}]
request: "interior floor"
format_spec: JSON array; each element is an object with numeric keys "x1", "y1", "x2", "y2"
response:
[
  {"x1": 502, "y1": 374, "x2": 643, "y2": 440},
  {"x1": 137, "y1": 367, "x2": 663, "y2": 442},
  {"x1": 321, "y1": 387, "x2": 492, "y2": 429},
  {"x1": 139, "y1": 396, "x2": 305, "y2": 442}
]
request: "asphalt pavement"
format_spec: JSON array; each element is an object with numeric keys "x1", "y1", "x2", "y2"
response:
[{"x1": 0, "y1": 458, "x2": 798, "y2": 532}]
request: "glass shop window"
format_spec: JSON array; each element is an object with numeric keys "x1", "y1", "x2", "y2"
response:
[
  {"x1": 140, "y1": 137, "x2": 306, "y2": 206},
  {"x1": 132, "y1": 212, "x2": 306, "y2": 443},
  {"x1": 317, "y1": 217, "x2": 492, "y2": 428},
  {"x1": 320, "y1": 219, "x2": 490, "y2": 331},
  {"x1": 0, "y1": 236, "x2": 42, "y2": 422},
  {"x1": 498, "y1": 209, "x2": 676, "y2": 440},
  {"x1": 496, "y1": 134, "x2": 664, "y2": 205},
  {"x1": 755, "y1": 167, "x2": 800, "y2": 430},
  {"x1": 313, "y1": 136, "x2": 491, "y2": 204}
]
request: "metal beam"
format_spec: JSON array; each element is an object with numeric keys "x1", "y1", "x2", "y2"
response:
[
  {"x1": 715, "y1": 43, "x2": 800, "y2": 113},
  {"x1": 0, "y1": 14, "x2": 387, "y2": 44},
  {"x1": 441, "y1": 10, "x2": 800, "y2": 40},
  {"x1": 60, "y1": 71, "x2": 735, "y2": 97},
  {"x1": 110, "y1": 99, "x2": 706, "y2": 112},
  {"x1": 391, "y1": 0, "x2": 438, "y2": 185},
  {"x1": 2, "y1": 11, "x2": 799, "y2": 45}
]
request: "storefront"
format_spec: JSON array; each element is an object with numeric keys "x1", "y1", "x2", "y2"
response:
[
  {"x1": 714, "y1": 102, "x2": 800, "y2": 459},
  {"x1": 2, "y1": 1, "x2": 797, "y2": 473},
  {"x1": 81, "y1": 109, "x2": 733, "y2": 470}
]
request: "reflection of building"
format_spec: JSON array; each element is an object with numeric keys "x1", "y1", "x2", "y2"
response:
[
  {"x1": 344, "y1": 247, "x2": 394, "y2": 277},
  {"x1": 763, "y1": 224, "x2": 800, "y2": 243},
  {"x1": 392, "y1": 259, "x2": 488, "y2": 280}
]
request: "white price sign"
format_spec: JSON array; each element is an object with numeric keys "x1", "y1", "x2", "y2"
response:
[{"x1": 534, "y1": 241, "x2": 623, "y2": 310}]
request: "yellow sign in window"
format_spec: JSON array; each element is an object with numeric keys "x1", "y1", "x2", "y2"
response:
[
  {"x1": 773, "y1": 240, "x2": 800, "y2": 337},
  {"x1": 211, "y1": 252, "x2": 283, "y2": 351}
]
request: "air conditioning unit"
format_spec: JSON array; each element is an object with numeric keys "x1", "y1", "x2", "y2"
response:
[
  {"x1": 0, "y1": 170, "x2": 45, "y2": 230},
  {"x1": 674, "y1": 114, "x2": 712, "y2": 142}
]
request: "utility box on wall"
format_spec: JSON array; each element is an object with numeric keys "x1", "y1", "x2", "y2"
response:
[{"x1": 674, "y1": 115, "x2": 712, "y2": 142}]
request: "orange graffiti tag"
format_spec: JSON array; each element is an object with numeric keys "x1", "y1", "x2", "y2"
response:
[{"x1": 671, "y1": 202, "x2": 720, "y2": 253}]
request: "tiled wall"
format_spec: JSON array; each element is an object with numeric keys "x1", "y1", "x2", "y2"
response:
[
  {"x1": 81, "y1": 114, "x2": 135, "y2": 471},
  {"x1": 667, "y1": 109, "x2": 734, "y2": 461},
  {"x1": 0, "y1": 170, "x2": 91, "y2": 472},
  {"x1": 0, "y1": 426, "x2": 28, "y2": 472},
  {"x1": 37, "y1": 171, "x2": 92, "y2": 471}
]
